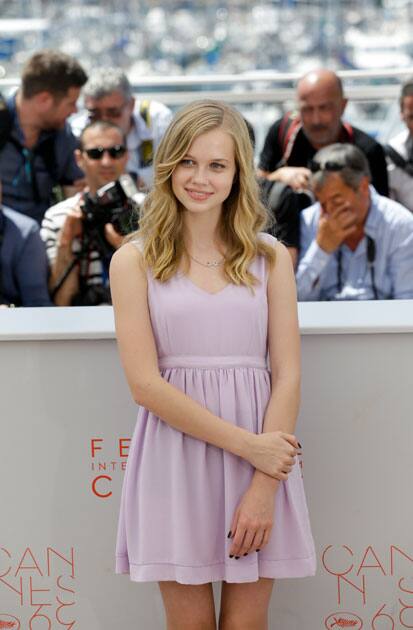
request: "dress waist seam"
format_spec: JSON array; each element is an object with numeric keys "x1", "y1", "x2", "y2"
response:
[{"x1": 158, "y1": 355, "x2": 268, "y2": 370}]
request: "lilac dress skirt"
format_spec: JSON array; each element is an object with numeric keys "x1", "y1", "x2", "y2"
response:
[{"x1": 115, "y1": 234, "x2": 316, "y2": 584}]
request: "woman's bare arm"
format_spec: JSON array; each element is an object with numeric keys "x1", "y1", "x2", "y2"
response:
[
  {"x1": 110, "y1": 243, "x2": 296, "y2": 479},
  {"x1": 251, "y1": 241, "x2": 301, "y2": 491}
]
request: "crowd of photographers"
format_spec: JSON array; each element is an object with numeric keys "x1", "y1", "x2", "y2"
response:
[
  {"x1": 1, "y1": 49, "x2": 413, "y2": 307},
  {"x1": 0, "y1": 50, "x2": 171, "y2": 307}
]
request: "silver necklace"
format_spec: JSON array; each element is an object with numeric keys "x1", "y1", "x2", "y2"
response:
[{"x1": 188, "y1": 253, "x2": 225, "y2": 268}]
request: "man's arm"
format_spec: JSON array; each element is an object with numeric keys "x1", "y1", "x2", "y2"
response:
[
  {"x1": 389, "y1": 218, "x2": 413, "y2": 299},
  {"x1": 296, "y1": 203, "x2": 358, "y2": 301},
  {"x1": 296, "y1": 237, "x2": 331, "y2": 301},
  {"x1": 257, "y1": 118, "x2": 311, "y2": 190},
  {"x1": 41, "y1": 202, "x2": 83, "y2": 306},
  {"x1": 15, "y1": 225, "x2": 52, "y2": 307}
]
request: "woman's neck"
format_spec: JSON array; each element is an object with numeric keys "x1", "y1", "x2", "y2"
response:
[{"x1": 183, "y1": 211, "x2": 224, "y2": 252}]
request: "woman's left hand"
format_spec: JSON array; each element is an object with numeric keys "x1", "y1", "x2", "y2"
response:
[{"x1": 228, "y1": 481, "x2": 276, "y2": 558}]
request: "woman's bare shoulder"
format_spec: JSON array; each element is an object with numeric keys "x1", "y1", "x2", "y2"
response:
[{"x1": 110, "y1": 240, "x2": 146, "y2": 281}]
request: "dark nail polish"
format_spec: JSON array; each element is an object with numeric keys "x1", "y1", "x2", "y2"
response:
[
  {"x1": 235, "y1": 556, "x2": 240, "y2": 560},
  {"x1": 256, "y1": 549, "x2": 260, "y2": 552},
  {"x1": 243, "y1": 553, "x2": 248, "y2": 556},
  {"x1": 298, "y1": 442, "x2": 302, "y2": 449},
  {"x1": 229, "y1": 555, "x2": 234, "y2": 558},
  {"x1": 227, "y1": 530, "x2": 232, "y2": 538}
]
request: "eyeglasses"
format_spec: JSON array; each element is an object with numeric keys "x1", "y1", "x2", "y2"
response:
[
  {"x1": 83, "y1": 145, "x2": 127, "y2": 160},
  {"x1": 88, "y1": 105, "x2": 127, "y2": 120}
]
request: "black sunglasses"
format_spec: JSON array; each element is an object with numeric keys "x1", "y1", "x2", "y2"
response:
[
  {"x1": 83, "y1": 145, "x2": 127, "y2": 160},
  {"x1": 309, "y1": 160, "x2": 346, "y2": 174},
  {"x1": 309, "y1": 159, "x2": 364, "y2": 174}
]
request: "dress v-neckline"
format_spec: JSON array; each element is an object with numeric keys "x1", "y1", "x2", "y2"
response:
[{"x1": 181, "y1": 274, "x2": 232, "y2": 297}]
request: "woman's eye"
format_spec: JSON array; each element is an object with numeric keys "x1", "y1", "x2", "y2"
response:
[
  {"x1": 210, "y1": 162, "x2": 225, "y2": 170},
  {"x1": 180, "y1": 159, "x2": 194, "y2": 167}
]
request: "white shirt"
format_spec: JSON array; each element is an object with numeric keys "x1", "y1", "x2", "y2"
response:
[{"x1": 70, "y1": 99, "x2": 173, "y2": 189}]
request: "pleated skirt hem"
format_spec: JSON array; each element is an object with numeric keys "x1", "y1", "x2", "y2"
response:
[{"x1": 115, "y1": 553, "x2": 317, "y2": 585}]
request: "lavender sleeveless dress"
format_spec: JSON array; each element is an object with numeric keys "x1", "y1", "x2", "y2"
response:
[{"x1": 115, "y1": 233, "x2": 316, "y2": 584}]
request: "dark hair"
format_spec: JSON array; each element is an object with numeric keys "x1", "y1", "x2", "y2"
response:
[
  {"x1": 79, "y1": 120, "x2": 127, "y2": 149},
  {"x1": 21, "y1": 50, "x2": 88, "y2": 99},
  {"x1": 400, "y1": 76, "x2": 413, "y2": 109},
  {"x1": 243, "y1": 117, "x2": 255, "y2": 150},
  {"x1": 311, "y1": 143, "x2": 371, "y2": 192}
]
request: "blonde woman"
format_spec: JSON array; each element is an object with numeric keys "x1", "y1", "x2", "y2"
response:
[{"x1": 111, "y1": 100, "x2": 315, "y2": 629}]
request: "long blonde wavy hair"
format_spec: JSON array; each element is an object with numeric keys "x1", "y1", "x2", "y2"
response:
[{"x1": 129, "y1": 99, "x2": 276, "y2": 286}]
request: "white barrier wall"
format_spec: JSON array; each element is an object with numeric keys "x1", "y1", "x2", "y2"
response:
[{"x1": 1, "y1": 302, "x2": 413, "y2": 629}]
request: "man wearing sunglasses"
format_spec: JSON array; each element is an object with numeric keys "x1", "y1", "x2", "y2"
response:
[
  {"x1": 70, "y1": 67, "x2": 172, "y2": 190},
  {"x1": 296, "y1": 144, "x2": 413, "y2": 301},
  {"x1": 40, "y1": 121, "x2": 130, "y2": 306}
]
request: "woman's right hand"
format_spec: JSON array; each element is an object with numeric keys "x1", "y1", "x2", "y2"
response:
[{"x1": 246, "y1": 431, "x2": 298, "y2": 480}]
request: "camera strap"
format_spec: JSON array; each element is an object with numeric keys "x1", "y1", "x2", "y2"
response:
[{"x1": 336, "y1": 235, "x2": 378, "y2": 299}]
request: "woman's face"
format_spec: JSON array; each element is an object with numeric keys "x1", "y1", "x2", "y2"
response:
[{"x1": 171, "y1": 128, "x2": 237, "y2": 218}]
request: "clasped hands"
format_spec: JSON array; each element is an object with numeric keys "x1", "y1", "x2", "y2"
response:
[{"x1": 227, "y1": 429, "x2": 299, "y2": 558}]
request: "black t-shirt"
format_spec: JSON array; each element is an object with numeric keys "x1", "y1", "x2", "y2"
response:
[{"x1": 258, "y1": 118, "x2": 389, "y2": 196}]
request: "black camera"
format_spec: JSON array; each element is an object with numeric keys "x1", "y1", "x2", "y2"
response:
[
  {"x1": 81, "y1": 174, "x2": 144, "y2": 238},
  {"x1": 51, "y1": 175, "x2": 145, "y2": 306}
]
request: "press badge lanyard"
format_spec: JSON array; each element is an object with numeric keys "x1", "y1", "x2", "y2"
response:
[{"x1": 336, "y1": 235, "x2": 378, "y2": 300}]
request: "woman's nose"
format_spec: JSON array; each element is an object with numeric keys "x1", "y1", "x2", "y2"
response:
[{"x1": 191, "y1": 166, "x2": 209, "y2": 185}]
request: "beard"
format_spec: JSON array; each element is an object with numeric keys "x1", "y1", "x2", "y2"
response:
[{"x1": 304, "y1": 124, "x2": 340, "y2": 148}]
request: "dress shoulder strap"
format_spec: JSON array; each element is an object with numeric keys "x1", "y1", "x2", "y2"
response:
[
  {"x1": 129, "y1": 238, "x2": 144, "y2": 253},
  {"x1": 250, "y1": 232, "x2": 277, "y2": 286}
]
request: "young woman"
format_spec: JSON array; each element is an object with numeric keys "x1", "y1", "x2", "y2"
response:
[{"x1": 110, "y1": 100, "x2": 315, "y2": 630}]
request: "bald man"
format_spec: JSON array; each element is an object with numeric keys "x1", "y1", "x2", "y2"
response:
[{"x1": 257, "y1": 69, "x2": 388, "y2": 255}]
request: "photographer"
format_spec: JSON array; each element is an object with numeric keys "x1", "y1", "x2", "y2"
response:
[
  {"x1": 40, "y1": 121, "x2": 137, "y2": 306},
  {"x1": 0, "y1": 181, "x2": 51, "y2": 307}
]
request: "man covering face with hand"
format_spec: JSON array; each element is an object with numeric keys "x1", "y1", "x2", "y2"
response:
[{"x1": 296, "y1": 144, "x2": 413, "y2": 301}]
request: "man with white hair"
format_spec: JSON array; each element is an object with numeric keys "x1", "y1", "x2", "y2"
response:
[{"x1": 71, "y1": 67, "x2": 172, "y2": 190}]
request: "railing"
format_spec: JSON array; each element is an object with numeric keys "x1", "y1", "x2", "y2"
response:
[
  {"x1": 2, "y1": 68, "x2": 413, "y2": 103},
  {"x1": 2, "y1": 68, "x2": 410, "y2": 144}
]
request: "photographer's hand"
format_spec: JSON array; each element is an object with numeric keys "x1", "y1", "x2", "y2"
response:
[
  {"x1": 104, "y1": 223, "x2": 124, "y2": 249},
  {"x1": 49, "y1": 204, "x2": 83, "y2": 306}
]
